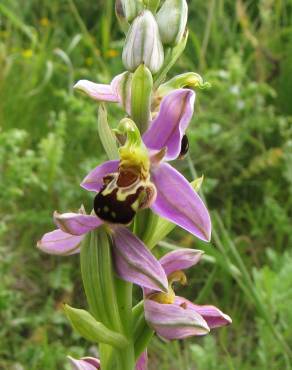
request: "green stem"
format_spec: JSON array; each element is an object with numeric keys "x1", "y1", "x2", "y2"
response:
[
  {"x1": 81, "y1": 228, "x2": 136, "y2": 370},
  {"x1": 101, "y1": 0, "x2": 113, "y2": 55},
  {"x1": 133, "y1": 301, "x2": 154, "y2": 360},
  {"x1": 115, "y1": 279, "x2": 135, "y2": 370}
]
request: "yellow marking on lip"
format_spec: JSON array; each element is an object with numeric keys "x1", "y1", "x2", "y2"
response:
[{"x1": 148, "y1": 271, "x2": 187, "y2": 305}]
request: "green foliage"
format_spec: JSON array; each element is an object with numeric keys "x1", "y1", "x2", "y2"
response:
[
  {"x1": 0, "y1": 0, "x2": 292, "y2": 369},
  {"x1": 254, "y1": 249, "x2": 292, "y2": 369}
]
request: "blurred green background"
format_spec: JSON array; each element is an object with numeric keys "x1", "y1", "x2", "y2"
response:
[{"x1": 0, "y1": 0, "x2": 292, "y2": 369}]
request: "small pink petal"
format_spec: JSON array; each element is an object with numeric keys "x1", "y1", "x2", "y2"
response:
[
  {"x1": 159, "y1": 248, "x2": 204, "y2": 276},
  {"x1": 37, "y1": 229, "x2": 83, "y2": 255},
  {"x1": 74, "y1": 80, "x2": 119, "y2": 102},
  {"x1": 81, "y1": 160, "x2": 119, "y2": 192},
  {"x1": 68, "y1": 356, "x2": 100, "y2": 370},
  {"x1": 175, "y1": 297, "x2": 232, "y2": 329},
  {"x1": 54, "y1": 212, "x2": 102, "y2": 236},
  {"x1": 144, "y1": 299, "x2": 210, "y2": 340},
  {"x1": 136, "y1": 351, "x2": 148, "y2": 370}
]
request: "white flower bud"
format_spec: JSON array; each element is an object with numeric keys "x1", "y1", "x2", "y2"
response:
[
  {"x1": 156, "y1": 0, "x2": 188, "y2": 46},
  {"x1": 116, "y1": 0, "x2": 143, "y2": 23},
  {"x1": 122, "y1": 10, "x2": 164, "y2": 74}
]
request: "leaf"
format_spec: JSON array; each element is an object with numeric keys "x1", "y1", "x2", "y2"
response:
[
  {"x1": 64, "y1": 304, "x2": 128, "y2": 349},
  {"x1": 97, "y1": 104, "x2": 119, "y2": 160}
]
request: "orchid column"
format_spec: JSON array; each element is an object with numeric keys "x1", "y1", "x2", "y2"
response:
[{"x1": 37, "y1": 1, "x2": 231, "y2": 370}]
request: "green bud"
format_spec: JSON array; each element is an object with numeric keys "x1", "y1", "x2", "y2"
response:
[
  {"x1": 131, "y1": 64, "x2": 153, "y2": 133},
  {"x1": 156, "y1": 0, "x2": 188, "y2": 46},
  {"x1": 64, "y1": 304, "x2": 128, "y2": 349},
  {"x1": 122, "y1": 10, "x2": 164, "y2": 74}
]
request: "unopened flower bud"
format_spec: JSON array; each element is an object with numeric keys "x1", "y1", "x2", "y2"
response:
[
  {"x1": 116, "y1": 0, "x2": 143, "y2": 24},
  {"x1": 156, "y1": 0, "x2": 188, "y2": 46},
  {"x1": 122, "y1": 10, "x2": 164, "y2": 74}
]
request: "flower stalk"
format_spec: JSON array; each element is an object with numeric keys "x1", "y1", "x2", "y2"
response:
[
  {"x1": 81, "y1": 228, "x2": 136, "y2": 370},
  {"x1": 37, "y1": 2, "x2": 232, "y2": 370}
]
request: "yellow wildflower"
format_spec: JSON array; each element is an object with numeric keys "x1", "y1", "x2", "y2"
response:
[
  {"x1": 40, "y1": 17, "x2": 50, "y2": 27},
  {"x1": 22, "y1": 49, "x2": 33, "y2": 58},
  {"x1": 106, "y1": 49, "x2": 119, "y2": 58}
]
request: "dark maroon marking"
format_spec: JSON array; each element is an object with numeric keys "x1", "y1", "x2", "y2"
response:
[
  {"x1": 94, "y1": 186, "x2": 144, "y2": 225},
  {"x1": 179, "y1": 134, "x2": 189, "y2": 158},
  {"x1": 180, "y1": 302, "x2": 188, "y2": 309},
  {"x1": 117, "y1": 170, "x2": 139, "y2": 187}
]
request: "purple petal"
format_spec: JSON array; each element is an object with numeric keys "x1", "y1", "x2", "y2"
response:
[
  {"x1": 68, "y1": 356, "x2": 100, "y2": 370},
  {"x1": 144, "y1": 300, "x2": 209, "y2": 340},
  {"x1": 151, "y1": 163, "x2": 211, "y2": 241},
  {"x1": 175, "y1": 297, "x2": 232, "y2": 329},
  {"x1": 136, "y1": 351, "x2": 148, "y2": 370},
  {"x1": 74, "y1": 80, "x2": 119, "y2": 102},
  {"x1": 159, "y1": 248, "x2": 204, "y2": 276},
  {"x1": 112, "y1": 227, "x2": 168, "y2": 292},
  {"x1": 143, "y1": 89, "x2": 195, "y2": 161},
  {"x1": 81, "y1": 160, "x2": 119, "y2": 192},
  {"x1": 54, "y1": 212, "x2": 102, "y2": 236},
  {"x1": 37, "y1": 229, "x2": 83, "y2": 255}
]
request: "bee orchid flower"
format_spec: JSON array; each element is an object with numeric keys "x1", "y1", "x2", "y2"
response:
[
  {"x1": 144, "y1": 248, "x2": 232, "y2": 340},
  {"x1": 82, "y1": 88, "x2": 211, "y2": 242}
]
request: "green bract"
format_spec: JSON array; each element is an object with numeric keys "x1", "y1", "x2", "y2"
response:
[{"x1": 131, "y1": 64, "x2": 153, "y2": 134}]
